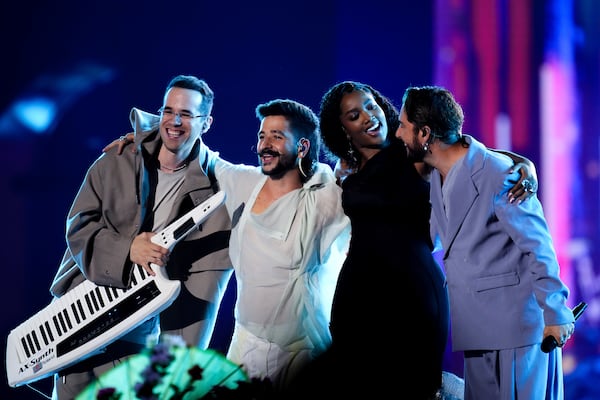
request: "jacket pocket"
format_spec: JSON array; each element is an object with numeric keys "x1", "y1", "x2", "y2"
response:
[{"x1": 475, "y1": 271, "x2": 520, "y2": 292}]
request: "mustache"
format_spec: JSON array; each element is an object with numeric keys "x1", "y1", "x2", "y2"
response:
[{"x1": 254, "y1": 148, "x2": 281, "y2": 157}]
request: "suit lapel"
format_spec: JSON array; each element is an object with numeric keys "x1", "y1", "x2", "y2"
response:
[
  {"x1": 443, "y1": 170, "x2": 477, "y2": 257},
  {"x1": 437, "y1": 136, "x2": 482, "y2": 257},
  {"x1": 430, "y1": 171, "x2": 447, "y2": 241}
]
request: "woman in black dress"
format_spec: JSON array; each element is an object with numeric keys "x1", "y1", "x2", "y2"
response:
[{"x1": 316, "y1": 81, "x2": 450, "y2": 398}]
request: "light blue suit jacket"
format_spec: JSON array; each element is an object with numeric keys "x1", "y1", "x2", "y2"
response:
[{"x1": 430, "y1": 135, "x2": 574, "y2": 351}]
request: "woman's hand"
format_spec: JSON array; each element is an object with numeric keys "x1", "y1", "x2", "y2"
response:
[
  {"x1": 492, "y1": 149, "x2": 539, "y2": 204},
  {"x1": 334, "y1": 158, "x2": 356, "y2": 185},
  {"x1": 103, "y1": 132, "x2": 135, "y2": 154},
  {"x1": 508, "y1": 161, "x2": 538, "y2": 204}
]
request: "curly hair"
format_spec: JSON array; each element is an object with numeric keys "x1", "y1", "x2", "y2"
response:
[{"x1": 319, "y1": 81, "x2": 400, "y2": 169}]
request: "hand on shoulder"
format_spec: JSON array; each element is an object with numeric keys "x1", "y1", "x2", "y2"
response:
[{"x1": 103, "y1": 132, "x2": 136, "y2": 154}]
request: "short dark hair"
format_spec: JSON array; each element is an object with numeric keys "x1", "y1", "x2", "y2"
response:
[
  {"x1": 166, "y1": 75, "x2": 214, "y2": 116},
  {"x1": 402, "y1": 86, "x2": 464, "y2": 144},
  {"x1": 255, "y1": 99, "x2": 321, "y2": 181}
]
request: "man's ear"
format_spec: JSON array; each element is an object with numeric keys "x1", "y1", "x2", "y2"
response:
[
  {"x1": 202, "y1": 116, "x2": 214, "y2": 133},
  {"x1": 297, "y1": 138, "x2": 309, "y2": 158}
]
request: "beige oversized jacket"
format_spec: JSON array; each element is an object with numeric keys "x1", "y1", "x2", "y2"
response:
[{"x1": 50, "y1": 108, "x2": 232, "y2": 313}]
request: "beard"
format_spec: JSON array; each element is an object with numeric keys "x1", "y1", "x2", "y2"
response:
[
  {"x1": 406, "y1": 136, "x2": 428, "y2": 163},
  {"x1": 259, "y1": 150, "x2": 297, "y2": 179}
]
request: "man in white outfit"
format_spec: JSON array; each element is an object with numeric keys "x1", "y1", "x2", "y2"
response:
[{"x1": 208, "y1": 99, "x2": 350, "y2": 390}]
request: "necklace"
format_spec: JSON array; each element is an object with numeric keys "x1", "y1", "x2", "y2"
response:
[{"x1": 160, "y1": 162, "x2": 188, "y2": 172}]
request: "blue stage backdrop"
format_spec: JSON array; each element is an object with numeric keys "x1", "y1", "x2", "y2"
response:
[{"x1": 1, "y1": 1, "x2": 598, "y2": 399}]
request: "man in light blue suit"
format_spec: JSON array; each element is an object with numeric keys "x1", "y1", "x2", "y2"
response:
[{"x1": 396, "y1": 85, "x2": 575, "y2": 400}]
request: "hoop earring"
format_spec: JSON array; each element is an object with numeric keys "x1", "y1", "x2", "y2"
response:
[{"x1": 298, "y1": 161, "x2": 308, "y2": 179}]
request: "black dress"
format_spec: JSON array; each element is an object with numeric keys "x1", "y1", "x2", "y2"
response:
[{"x1": 284, "y1": 140, "x2": 449, "y2": 399}]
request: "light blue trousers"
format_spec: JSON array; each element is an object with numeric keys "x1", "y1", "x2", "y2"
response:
[{"x1": 464, "y1": 344, "x2": 563, "y2": 400}]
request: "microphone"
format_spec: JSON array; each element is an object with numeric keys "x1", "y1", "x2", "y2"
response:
[{"x1": 541, "y1": 301, "x2": 587, "y2": 353}]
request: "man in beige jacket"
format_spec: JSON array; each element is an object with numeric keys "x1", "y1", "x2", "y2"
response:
[{"x1": 50, "y1": 75, "x2": 232, "y2": 400}]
